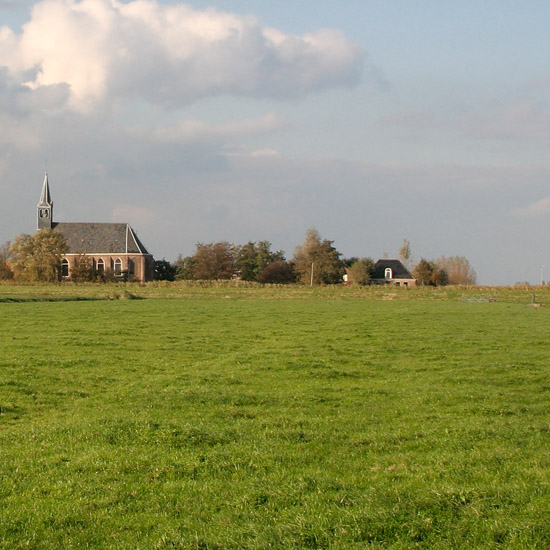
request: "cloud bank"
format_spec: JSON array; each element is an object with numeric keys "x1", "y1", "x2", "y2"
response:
[{"x1": 0, "y1": 0, "x2": 363, "y2": 112}]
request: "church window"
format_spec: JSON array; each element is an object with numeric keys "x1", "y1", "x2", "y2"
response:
[
  {"x1": 97, "y1": 258, "x2": 105, "y2": 273},
  {"x1": 385, "y1": 268, "x2": 392, "y2": 280},
  {"x1": 61, "y1": 258, "x2": 69, "y2": 278},
  {"x1": 114, "y1": 258, "x2": 122, "y2": 275}
]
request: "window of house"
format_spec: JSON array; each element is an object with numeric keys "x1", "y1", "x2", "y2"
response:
[
  {"x1": 97, "y1": 258, "x2": 105, "y2": 273},
  {"x1": 385, "y1": 268, "x2": 392, "y2": 280},
  {"x1": 61, "y1": 258, "x2": 69, "y2": 278},
  {"x1": 114, "y1": 258, "x2": 122, "y2": 275}
]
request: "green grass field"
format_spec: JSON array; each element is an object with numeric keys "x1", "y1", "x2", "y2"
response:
[{"x1": 1, "y1": 284, "x2": 549, "y2": 548}]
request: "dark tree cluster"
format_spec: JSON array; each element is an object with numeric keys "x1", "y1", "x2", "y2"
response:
[
  {"x1": 412, "y1": 258, "x2": 448, "y2": 286},
  {"x1": 168, "y1": 241, "x2": 295, "y2": 284}
]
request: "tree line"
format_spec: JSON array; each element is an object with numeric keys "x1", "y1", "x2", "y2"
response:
[
  {"x1": 0, "y1": 229, "x2": 477, "y2": 286},
  {"x1": 156, "y1": 232, "x2": 476, "y2": 286}
]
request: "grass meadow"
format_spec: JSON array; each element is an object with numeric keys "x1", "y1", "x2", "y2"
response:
[{"x1": 1, "y1": 283, "x2": 549, "y2": 548}]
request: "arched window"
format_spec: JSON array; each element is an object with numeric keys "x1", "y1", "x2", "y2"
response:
[
  {"x1": 385, "y1": 267, "x2": 392, "y2": 280},
  {"x1": 61, "y1": 258, "x2": 69, "y2": 278},
  {"x1": 114, "y1": 258, "x2": 122, "y2": 275},
  {"x1": 96, "y1": 258, "x2": 105, "y2": 274}
]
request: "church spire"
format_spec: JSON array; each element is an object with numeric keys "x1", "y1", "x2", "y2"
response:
[{"x1": 37, "y1": 172, "x2": 53, "y2": 229}]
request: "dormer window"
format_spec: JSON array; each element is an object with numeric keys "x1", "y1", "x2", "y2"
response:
[{"x1": 385, "y1": 268, "x2": 392, "y2": 280}]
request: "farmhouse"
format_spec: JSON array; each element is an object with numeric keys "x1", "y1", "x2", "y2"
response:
[
  {"x1": 37, "y1": 173, "x2": 155, "y2": 282},
  {"x1": 371, "y1": 259, "x2": 416, "y2": 287}
]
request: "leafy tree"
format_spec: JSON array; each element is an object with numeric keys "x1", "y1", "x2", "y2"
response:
[
  {"x1": 342, "y1": 257, "x2": 359, "y2": 268},
  {"x1": 10, "y1": 230, "x2": 68, "y2": 282},
  {"x1": 173, "y1": 255, "x2": 194, "y2": 280},
  {"x1": 293, "y1": 228, "x2": 344, "y2": 285},
  {"x1": 436, "y1": 256, "x2": 476, "y2": 285},
  {"x1": 235, "y1": 241, "x2": 285, "y2": 281},
  {"x1": 258, "y1": 260, "x2": 296, "y2": 284},
  {"x1": 413, "y1": 258, "x2": 434, "y2": 286},
  {"x1": 398, "y1": 238, "x2": 413, "y2": 270},
  {"x1": 154, "y1": 259, "x2": 176, "y2": 281},
  {"x1": 413, "y1": 258, "x2": 448, "y2": 286},
  {"x1": 189, "y1": 242, "x2": 235, "y2": 280},
  {"x1": 70, "y1": 255, "x2": 96, "y2": 282},
  {"x1": 431, "y1": 266, "x2": 449, "y2": 286},
  {"x1": 0, "y1": 241, "x2": 13, "y2": 280},
  {"x1": 347, "y1": 258, "x2": 374, "y2": 285}
]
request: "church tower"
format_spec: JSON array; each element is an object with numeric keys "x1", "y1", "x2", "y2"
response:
[{"x1": 37, "y1": 172, "x2": 53, "y2": 230}]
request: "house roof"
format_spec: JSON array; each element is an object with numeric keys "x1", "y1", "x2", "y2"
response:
[
  {"x1": 373, "y1": 259, "x2": 415, "y2": 280},
  {"x1": 52, "y1": 222, "x2": 151, "y2": 255}
]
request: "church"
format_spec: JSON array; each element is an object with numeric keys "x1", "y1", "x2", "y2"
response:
[{"x1": 37, "y1": 173, "x2": 155, "y2": 282}]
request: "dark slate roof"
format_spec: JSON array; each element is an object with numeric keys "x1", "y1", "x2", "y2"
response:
[
  {"x1": 372, "y1": 259, "x2": 415, "y2": 280},
  {"x1": 52, "y1": 222, "x2": 150, "y2": 255}
]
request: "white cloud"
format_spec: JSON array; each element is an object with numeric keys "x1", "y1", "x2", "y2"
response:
[
  {"x1": 514, "y1": 196, "x2": 550, "y2": 218},
  {"x1": 143, "y1": 112, "x2": 284, "y2": 143},
  {"x1": 248, "y1": 148, "x2": 278, "y2": 158},
  {"x1": 0, "y1": 0, "x2": 363, "y2": 112}
]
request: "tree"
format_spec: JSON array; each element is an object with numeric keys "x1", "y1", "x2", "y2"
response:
[
  {"x1": 188, "y1": 242, "x2": 235, "y2": 280},
  {"x1": 347, "y1": 258, "x2": 374, "y2": 285},
  {"x1": 342, "y1": 257, "x2": 359, "y2": 268},
  {"x1": 10, "y1": 230, "x2": 68, "y2": 282},
  {"x1": 258, "y1": 260, "x2": 296, "y2": 284},
  {"x1": 413, "y1": 258, "x2": 448, "y2": 286},
  {"x1": 0, "y1": 241, "x2": 13, "y2": 280},
  {"x1": 235, "y1": 241, "x2": 285, "y2": 281},
  {"x1": 436, "y1": 256, "x2": 476, "y2": 285},
  {"x1": 70, "y1": 255, "x2": 96, "y2": 282},
  {"x1": 293, "y1": 228, "x2": 344, "y2": 285},
  {"x1": 173, "y1": 255, "x2": 194, "y2": 280},
  {"x1": 398, "y1": 238, "x2": 413, "y2": 270},
  {"x1": 154, "y1": 259, "x2": 176, "y2": 281}
]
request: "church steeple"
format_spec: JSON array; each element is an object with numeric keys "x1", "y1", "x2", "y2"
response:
[{"x1": 37, "y1": 172, "x2": 53, "y2": 229}]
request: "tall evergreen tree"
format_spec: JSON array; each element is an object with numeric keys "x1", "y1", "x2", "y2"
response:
[{"x1": 293, "y1": 228, "x2": 344, "y2": 285}]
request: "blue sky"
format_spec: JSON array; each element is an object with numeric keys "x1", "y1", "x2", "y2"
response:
[{"x1": 2, "y1": 0, "x2": 550, "y2": 284}]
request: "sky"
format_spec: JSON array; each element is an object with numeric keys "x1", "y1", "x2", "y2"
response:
[{"x1": 2, "y1": 0, "x2": 550, "y2": 285}]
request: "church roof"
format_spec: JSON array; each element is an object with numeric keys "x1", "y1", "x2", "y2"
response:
[{"x1": 52, "y1": 222, "x2": 151, "y2": 255}]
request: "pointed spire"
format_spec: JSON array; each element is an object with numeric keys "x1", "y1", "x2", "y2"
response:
[
  {"x1": 38, "y1": 172, "x2": 52, "y2": 207},
  {"x1": 37, "y1": 172, "x2": 53, "y2": 230}
]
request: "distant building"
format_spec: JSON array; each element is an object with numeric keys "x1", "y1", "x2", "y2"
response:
[
  {"x1": 371, "y1": 259, "x2": 416, "y2": 287},
  {"x1": 37, "y1": 173, "x2": 155, "y2": 282}
]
